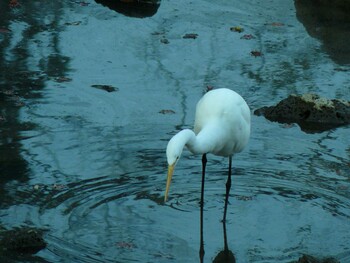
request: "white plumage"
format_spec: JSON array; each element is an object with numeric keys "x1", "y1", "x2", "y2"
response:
[{"x1": 165, "y1": 88, "x2": 251, "y2": 202}]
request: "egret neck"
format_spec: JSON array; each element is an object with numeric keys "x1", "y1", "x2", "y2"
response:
[{"x1": 165, "y1": 123, "x2": 230, "y2": 202}]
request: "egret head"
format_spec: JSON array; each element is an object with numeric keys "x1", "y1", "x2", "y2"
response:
[{"x1": 164, "y1": 134, "x2": 184, "y2": 202}]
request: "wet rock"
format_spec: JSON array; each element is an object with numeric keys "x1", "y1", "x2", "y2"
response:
[
  {"x1": 250, "y1": 50, "x2": 262, "y2": 57},
  {"x1": 295, "y1": 0, "x2": 350, "y2": 65},
  {"x1": 0, "y1": 227, "x2": 47, "y2": 254},
  {"x1": 95, "y1": 0, "x2": 161, "y2": 18},
  {"x1": 183, "y1": 33, "x2": 198, "y2": 39},
  {"x1": 91, "y1": 84, "x2": 119, "y2": 92},
  {"x1": 296, "y1": 254, "x2": 339, "y2": 263},
  {"x1": 254, "y1": 93, "x2": 350, "y2": 133},
  {"x1": 160, "y1": 38, "x2": 169, "y2": 44}
]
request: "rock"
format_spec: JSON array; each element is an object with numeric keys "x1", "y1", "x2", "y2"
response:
[
  {"x1": 251, "y1": 50, "x2": 263, "y2": 57},
  {"x1": 160, "y1": 38, "x2": 169, "y2": 44},
  {"x1": 296, "y1": 254, "x2": 339, "y2": 263},
  {"x1": 254, "y1": 93, "x2": 350, "y2": 133},
  {"x1": 91, "y1": 84, "x2": 119, "y2": 92},
  {"x1": 295, "y1": 0, "x2": 350, "y2": 65},
  {"x1": 0, "y1": 227, "x2": 47, "y2": 254},
  {"x1": 183, "y1": 33, "x2": 198, "y2": 39},
  {"x1": 95, "y1": 0, "x2": 161, "y2": 18}
]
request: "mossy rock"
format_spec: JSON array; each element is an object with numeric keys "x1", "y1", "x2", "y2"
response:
[{"x1": 254, "y1": 94, "x2": 350, "y2": 133}]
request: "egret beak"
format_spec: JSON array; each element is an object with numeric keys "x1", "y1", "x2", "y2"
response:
[{"x1": 164, "y1": 164, "x2": 175, "y2": 202}]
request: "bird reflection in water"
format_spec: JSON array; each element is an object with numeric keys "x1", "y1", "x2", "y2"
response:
[{"x1": 211, "y1": 220, "x2": 236, "y2": 263}]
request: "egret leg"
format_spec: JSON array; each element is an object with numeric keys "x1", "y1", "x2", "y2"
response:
[
  {"x1": 222, "y1": 218, "x2": 228, "y2": 251},
  {"x1": 222, "y1": 156, "x2": 232, "y2": 223},
  {"x1": 199, "y1": 153, "x2": 207, "y2": 262}
]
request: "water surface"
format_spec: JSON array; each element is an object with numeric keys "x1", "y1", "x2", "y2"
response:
[{"x1": 0, "y1": 0, "x2": 350, "y2": 262}]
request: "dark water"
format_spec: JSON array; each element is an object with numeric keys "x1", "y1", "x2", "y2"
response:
[{"x1": 1, "y1": 0, "x2": 350, "y2": 262}]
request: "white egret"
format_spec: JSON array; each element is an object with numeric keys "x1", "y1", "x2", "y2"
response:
[{"x1": 164, "y1": 88, "x2": 251, "y2": 222}]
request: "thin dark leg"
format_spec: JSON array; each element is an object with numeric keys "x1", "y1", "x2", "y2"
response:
[
  {"x1": 222, "y1": 219, "x2": 228, "y2": 251},
  {"x1": 199, "y1": 153, "x2": 207, "y2": 262},
  {"x1": 222, "y1": 156, "x2": 232, "y2": 223}
]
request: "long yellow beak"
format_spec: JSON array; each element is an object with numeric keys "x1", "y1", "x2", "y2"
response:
[{"x1": 164, "y1": 164, "x2": 175, "y2": 202}]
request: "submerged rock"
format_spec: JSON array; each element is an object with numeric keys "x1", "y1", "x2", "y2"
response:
[
  {"x1": 254, "y1": 94, "x2": 350, "y2": 133},
  {"x1": 0, "y1": 227, "x2": 46, "y2": 254},
  {"x1": 296, "y1": 254, "x2": 339, "y2": 263},
  {"x1": 91, "y1": 84, "x2": 119, "y2": 93}
]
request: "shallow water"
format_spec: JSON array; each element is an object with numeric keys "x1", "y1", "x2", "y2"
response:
[{"x1": 1, "y1": 0, "x2": 350, "y2": 262}]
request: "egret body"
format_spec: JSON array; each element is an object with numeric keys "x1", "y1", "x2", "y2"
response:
[{"x1": 165, "y1": 88, "x2": 251, "y2": 204}]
